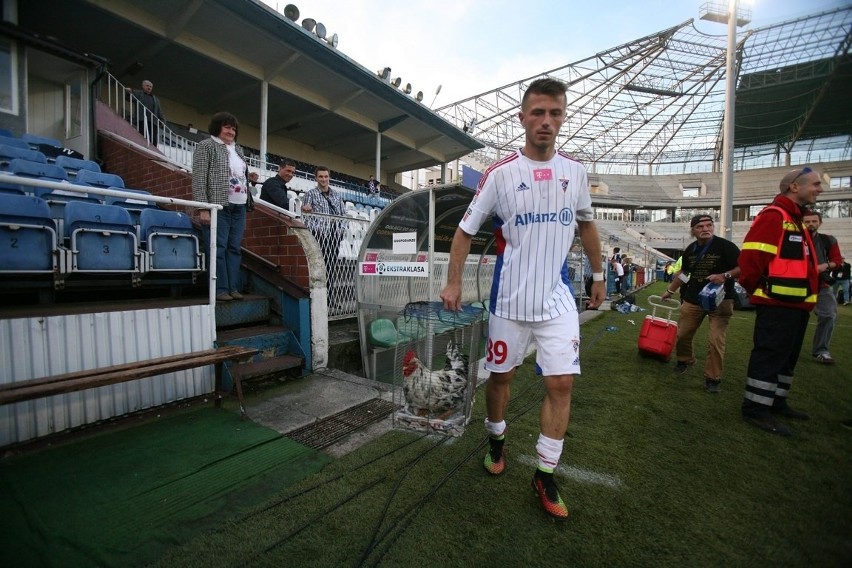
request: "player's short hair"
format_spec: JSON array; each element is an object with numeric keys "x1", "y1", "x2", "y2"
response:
[{"x1": 522, "y1": 78, "x2": 567, "y2": 109}]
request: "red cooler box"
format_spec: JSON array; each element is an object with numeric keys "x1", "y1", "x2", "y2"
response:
[{"x1": 638, "y1": 295, "x2": 680, "y2": 361}]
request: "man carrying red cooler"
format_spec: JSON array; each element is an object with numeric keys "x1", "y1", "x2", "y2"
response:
[{"x1": 661, "y1": 214, "x2": 740, "y2": 393}]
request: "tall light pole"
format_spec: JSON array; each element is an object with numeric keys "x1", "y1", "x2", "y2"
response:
[{"x1": 701, "y1": 0, "x2": 751, "y2": 240}]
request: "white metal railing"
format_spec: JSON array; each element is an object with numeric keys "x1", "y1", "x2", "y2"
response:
[
  {"x1": 97, "y1": 73, "x2": 197, "y2": 171},
  {"x1": 96, "y1": 72, "x2": 399, "y2": 207}
]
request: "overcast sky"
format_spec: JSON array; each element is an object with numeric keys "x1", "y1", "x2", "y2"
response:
[{"x1": 263, "y1": 0, "x2": 846, "y2": 107}]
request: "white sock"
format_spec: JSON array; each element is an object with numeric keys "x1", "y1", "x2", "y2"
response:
[
  {"x1": 484, "y1": 418, "x2": 506, "y2": 438},
  {"x1": 536, "y1": 433, "x2": 563, "y2": 472}
]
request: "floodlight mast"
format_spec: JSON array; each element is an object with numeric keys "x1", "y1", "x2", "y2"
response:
[{"x1": 702, "y1": 0, "x2": 751, "y2": 240}]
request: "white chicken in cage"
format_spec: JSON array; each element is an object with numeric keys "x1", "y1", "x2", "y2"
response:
[{"x1": 402, "y1": 340, "x2": 469, "y2": 414}]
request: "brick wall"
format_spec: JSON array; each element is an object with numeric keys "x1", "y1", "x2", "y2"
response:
[{"x1": 98, "y1": 134, "x2": 311, "y2": 289}]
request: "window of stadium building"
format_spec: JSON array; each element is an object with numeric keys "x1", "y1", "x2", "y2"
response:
[{"x1": 829, "y1": 176, "x2": 851, "y2": 189}]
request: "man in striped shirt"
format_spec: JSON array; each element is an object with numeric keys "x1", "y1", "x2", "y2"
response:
[{"x1": 441, "y1": 77, "x2": 605, "y2": 521}]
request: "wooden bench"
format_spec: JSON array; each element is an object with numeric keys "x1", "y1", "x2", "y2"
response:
[{"x1": 0, "y1": 345, "x2": 259, "y2": 418}]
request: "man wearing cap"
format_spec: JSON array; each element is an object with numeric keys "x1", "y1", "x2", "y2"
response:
[
  {"x1": 662, "y1": 215, "x2": 740, "y2": 393},
  {"x1": 738, "y1": 167, "x2": 822, "y2": 436}
]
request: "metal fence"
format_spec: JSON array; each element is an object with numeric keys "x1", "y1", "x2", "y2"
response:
[{"x1": 301, "y1": 211, "x2": 373, "y2": 319}]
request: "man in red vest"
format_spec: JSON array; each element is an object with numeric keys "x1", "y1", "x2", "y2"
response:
[{"x1": 738, "y1": 167, "x2": 822, "y2": 436}]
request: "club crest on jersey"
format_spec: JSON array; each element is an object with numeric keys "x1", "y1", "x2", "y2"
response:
[
  {"x1": 560, "y1": 178, "x2": 570, "y2": 192},
  {"x1": 516, "y1": 182, "x2": 530, "y2": 192}
]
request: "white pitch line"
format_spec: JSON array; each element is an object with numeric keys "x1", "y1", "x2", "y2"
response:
[{"x1": 517, "y1": 454, "x2": 624, "y2": 489}]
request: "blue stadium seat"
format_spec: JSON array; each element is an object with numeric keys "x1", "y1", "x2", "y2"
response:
[
  {"x1": 64, "y1": 201, "x2": 139, "y2": 272},
  {"x1": 139, "y1": 209, "x2": 203, "y2": 272},
  {"x1": 54, "y1": 155, "x2": 101, "y2": 178},
  {"x1": 33, "y1": 185, "x2": 101, "y2": 237},
  {"x1": 0, "y1": 193, "x2": 60, "y2": 273},
  {"x1": 75, "y1": 169, "x2": 124, "y2": 189},
  {"x1": 106, "y1": 188, "x2": 159, "y2": 232},
  {"x1": 21, "y1": 133, "x2": 62, "y2": 150},
  {"x1": 0, "y1": 135, "x2": 29, "y2": 150},
  {"x1": 8, "y1": 158, "x2": 67, "y2": 181},
  {"x1": 0, "y1": 128, "x2": 14, "y2": 138},
  {"x1": 0, "y1": 144, "x2": 47, "y2": 170}
]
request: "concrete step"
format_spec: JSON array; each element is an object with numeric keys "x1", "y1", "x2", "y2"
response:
[
  {"x1": 232, "y1": 355, "x2": 304, "y2": 381},
  {"x1": 215, "y1": 294, "x2": 270, "y2": 329},
  {"x1": 217, "y1": 324, "x2": 307, "y2": 389}
]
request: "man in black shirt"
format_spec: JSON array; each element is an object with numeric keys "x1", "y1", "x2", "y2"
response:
[
  {"x1": 260, "y1": 159, "x2": 297, "y2": 209},
  {"x1": 662, "y1": 215, "x2": 741, "y2": 393}
]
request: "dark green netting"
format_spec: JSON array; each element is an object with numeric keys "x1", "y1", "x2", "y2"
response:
[{"x1": 0, "y1": 407, "x2": 331, "y2": 567}]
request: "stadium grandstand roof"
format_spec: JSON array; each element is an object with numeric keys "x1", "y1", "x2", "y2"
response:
[
  {"x1": 15, "y1": 0, "x2": 483, "y2": 174},
  {"x1": 435, "y1": 6, "x2": 852, "y2": 175}
]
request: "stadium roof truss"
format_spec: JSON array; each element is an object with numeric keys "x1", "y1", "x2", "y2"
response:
[{"x1": 436, "y1": 7, "x2": 852, "y2": 175}]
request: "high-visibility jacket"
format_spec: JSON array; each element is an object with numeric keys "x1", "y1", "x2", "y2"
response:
[{"x1": 739, "y1": 196, "x2": 818, "y2": 310}]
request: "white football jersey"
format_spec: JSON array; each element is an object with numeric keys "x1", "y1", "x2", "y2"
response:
[{"x1": 459, "y1": 149, "x2": 594, "y2": 321}]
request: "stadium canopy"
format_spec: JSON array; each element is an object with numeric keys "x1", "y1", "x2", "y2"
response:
[
  {"x1": 16, "y1": 0, "x2": 483, "y2": 174},
  {"x1": 435, "y1": 7, "x2": 852, "y2": 175}
]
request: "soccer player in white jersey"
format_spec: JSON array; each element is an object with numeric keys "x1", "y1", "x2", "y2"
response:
[{"x1": 441, "y1": 78, "x2": 605, "y2": 521}]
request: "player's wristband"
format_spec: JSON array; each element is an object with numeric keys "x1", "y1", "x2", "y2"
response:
[
  {"x1": 666, "y1": 288, "x2": 676, "y2": 294},
  {"x1": 592, "y1": 272, "x2": 604, "y2": 282}
]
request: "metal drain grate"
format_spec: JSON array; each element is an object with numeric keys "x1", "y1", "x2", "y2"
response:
[{"x1": 285, "y1": 398, "x2": 395, "y2": 450}]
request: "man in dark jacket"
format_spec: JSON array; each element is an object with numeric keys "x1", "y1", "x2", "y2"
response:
[
  {"x1": 260, "y1": 159, "x2": 296, "y2": 209},
  {"x1": 738, "y1": 167, "x2": 823, "y2": 436},
  {"x1": 127, "y1": 80, "x2": 166, "y2": 146},
  {"x1": 803, "y1": 210, "x2": 843, "y2": 364}
]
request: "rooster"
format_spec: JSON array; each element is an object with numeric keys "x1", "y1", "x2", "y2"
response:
[{"x1": 402, "y1": 340, "x2": 469, "y2": 414}]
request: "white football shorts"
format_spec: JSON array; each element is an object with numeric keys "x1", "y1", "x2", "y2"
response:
[{"x1": 485, "y1": 311, "x2": 581, "y2": 376}]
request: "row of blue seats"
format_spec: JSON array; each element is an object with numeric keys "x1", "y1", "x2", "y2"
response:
[
  {"x1": 0, "y1": 193, "x2": 204, "y2": 279},
  {"x1": 0, "y1": 156, "x2": 122, "y2": 191},
  {"x1": 0, "y1": 145, "x2": 102, "y2": 177}
]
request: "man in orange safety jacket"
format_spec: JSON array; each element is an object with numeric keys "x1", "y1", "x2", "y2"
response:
[{"x1": 738, "y1": 167, "x2": 822, "y2": 437}]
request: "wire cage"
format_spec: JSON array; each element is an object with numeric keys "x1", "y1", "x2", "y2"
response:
[{"x1": 392, "y1": 301, "x2": 484, "y2": 437}]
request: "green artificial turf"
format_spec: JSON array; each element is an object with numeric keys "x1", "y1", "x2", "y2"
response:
[
  {"x1": 0, "y1": 406, "x2": 331, "y2": 568},
  {"x1": 2, "y1": 282, "x2": 850, "y2": 567},
  {"x1": 152, "y1": 282, "x2": 852, "y2": 568}
]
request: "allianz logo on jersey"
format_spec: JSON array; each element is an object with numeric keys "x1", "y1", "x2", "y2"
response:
[{"x1": 514, "y1": 207, "x2": 575, "y2": 227}]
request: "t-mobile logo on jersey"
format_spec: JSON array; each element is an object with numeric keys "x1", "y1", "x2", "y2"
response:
[{"x1": 533, "y1": 168, "x2": 553, "y2": 181}]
